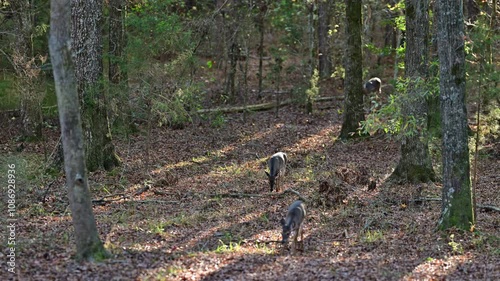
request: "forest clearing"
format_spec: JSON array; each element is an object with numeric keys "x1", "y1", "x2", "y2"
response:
[
  {"x1": 1, "y1": 0, "x2": 499, "y2": 280},
  {"x1": 1, "y1": 100, "x2": 499, "y2": 280}
]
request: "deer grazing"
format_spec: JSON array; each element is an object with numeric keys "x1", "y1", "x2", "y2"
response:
[
  {"x1": 281, "y1": 200, "x2": 306, "y2": 253},
  {"x1": 363, "y1": 77, "x2": 382, "y2": 94},
  {"x1": 265, "y1": 152, "x2": 287, "y2": 192}
]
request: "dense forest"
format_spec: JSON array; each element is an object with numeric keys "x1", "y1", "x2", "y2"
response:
[{"x1": 0, "y1": 0, "x2": 499, "y2": 280}]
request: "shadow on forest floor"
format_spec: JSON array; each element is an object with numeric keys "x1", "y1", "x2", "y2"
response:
[{"x1": 1, "y1": 104, "x2": 499, "y2": 280}]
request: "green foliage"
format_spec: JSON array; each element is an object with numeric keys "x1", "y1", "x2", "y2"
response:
[
  {"x1": 268, "y1": 1, "x2": 307, "y2": 50},
  {"x1": 448, "y1": 234, "x2": 464, "y2": 255},
  {"x1": 153, "y1": 85, "x2": 202, "y2": 129},
  {"x1": 362, "y1": 230, "x2": 385, "y2": 244},
  {"x1": 210, "y1": 111, "x2": 226, "y2": 128},
  {"x1": 214, "y1": 240, "x2": 241, "y2": 254},
  {"x1": 360, "y1": 76, "x2": 437, "y2": 138},
  {"x1": 124, "y1": 0, "x2": 203, "y2": 129},
  {"x1": 0, "y1": 74, "x2": 18, "y2": 110},
  {"x1": 305, "y1": 69, "x2": 319, "y2": 112},
  {"x1": 464, "y1": 12, "x2": 500, "y2": 150}
]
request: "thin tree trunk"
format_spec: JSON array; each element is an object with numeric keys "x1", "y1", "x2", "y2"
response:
[
  {"x1": 49, "y1": 0, "x2": 110, "y2": 261},
  {"x1": 257, "y1": 1, "x2": 267, "y2": 98},
  {"x1": 340, "y1": 0, "x2": 365, "y2": 139},
  {"x1": 109, "y1": 0, "x2": 134, "y2": 132},
  {"x1": 436, "y1": 0, "x2": 475, "y2": 230},
  {"x1": 72, "y1": 0, "x2": 120, "y2": 172},
  {"x1": 109, "y1": 0, "x2": 126, "y2": 84},
  {"x1": 306, "y1": 1, "x2": 316, "y2": 114},
  {"x1": 317, "y1": 0, "x2": 332, "y2": 78},
  {"x1": 11, "y1": 0, "x2": 43, "y2": 140},
  {"x1": 388, "y1": 0, "x2": 435, "y2": 184}
]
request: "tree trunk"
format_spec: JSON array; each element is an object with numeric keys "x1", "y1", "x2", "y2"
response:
[
  {"x1": 10, "y1": 0, "x2": 43, "y2": 140},
  {"x1": 436, "y1": 0, "x2": 475, "y2": 230},
  {"x1": 109, "y1": 0, "x2": 134, "y2": 132},
  {"x1": 72, "y1": 0, "x2": 120, "y2": 172},
  {"x1": 339, "y1": 0, "x2": 365, "y2": 139},
  {"x1": 49, "y1": 0, "x2": 110, "y2": 261},
  {"x1": 388, "y1": 0, "x2": 435, "y2": 184},
  {"x1": 317, "y1": 0, "x2": 332, "y2": 78},
  {"x1": 257, "y1": 0, "x2": 267, "y2": 98},
  {"x1": 109, "y1": 0, "x2": 127, "y2": 84}
]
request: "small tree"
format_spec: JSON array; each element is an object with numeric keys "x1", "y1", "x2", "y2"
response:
[
  {"x1": 49, "y1": 0, "x2": 110, "y2": 261},
  {"x1": 387, "y1": 0, "x2": 436, "y2": 184}
]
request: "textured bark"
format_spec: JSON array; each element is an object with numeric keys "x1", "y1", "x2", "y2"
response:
[
  {"x1": 10, "y1": 0, "x2": 42, "y2": 139},
  {"x1": 71, "y1": 0, "x2": 120, "y2": 171},
  {"x1": 317, "y1": 0, "x2": 332, "y2": 78},
  {"x1": 256, "y1": 0, "x2": 266, "y2": 97},
  {"x1": 436, "y1": 0, "x2": 475, "y2": 230},
  {"x1": 49, "y1": 0, "x2": 109, "y2": 261},
  {"x1": 339, "y1": 0, "x2": 365, "y2": 139},
  {"x1": 389, "y1": 0, "x2": 435, "y2": 184}
]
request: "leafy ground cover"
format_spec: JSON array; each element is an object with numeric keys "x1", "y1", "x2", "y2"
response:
[{"x1": 0, "y1": 99, "x2": 498, "y2": 280}]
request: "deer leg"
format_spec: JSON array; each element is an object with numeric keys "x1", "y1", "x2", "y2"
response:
[{"x1": 291, "y1": 229, "x2": 299, "y2": 254}]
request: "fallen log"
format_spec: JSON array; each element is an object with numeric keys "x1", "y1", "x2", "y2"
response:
[
  {"x1": 197, "y1": 96, "x2": 343, "y2": 114},
  {"x1": 412, "y1": 197, "x2": 499, "y2": 212}
]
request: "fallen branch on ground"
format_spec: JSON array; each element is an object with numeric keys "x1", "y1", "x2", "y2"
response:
[
  {"x1": 206, "y1": 193, "x2": 265, "y2": 198},
  {"x1": 92, "y1": 185, "x2": 150, "y2": 206},
  {"x1": 126, "y1": 200, "x2": 179, "y2": 204},
  {"x1": 412, "y1": 197, "x2": 499, "y2": 212},
  {"x1": 197, "y1": 96, "x2": 343, "y2": 114},
  {"x1": 282, "y1": 188, "x2": 308, "y2": 203}
]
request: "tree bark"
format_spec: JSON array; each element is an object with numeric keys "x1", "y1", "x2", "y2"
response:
[
  {"x1": 71, "y1": 0, "x2": 120, "y2": 171},
  {"x1": 388, "y1": 0, "x2": 435, "y2": 184},
  {"x1": 49, "y1": 0, "x2": 109, "y2": 261},
  {"x1": 339, "y1": 0, "x2": 365, "y2": 139},
  {"x1": 256, "y1": 0, "x2": 267, "y2": 98},
  {"x1": 436, "y1": 0, "x2": 475, "y2": 230},
  {"x1": 109, "y1": 0, "x2": 127, "y2": 84},
  {"x1": 317, "y1": 0, "x2": 332, "y2": 78}
]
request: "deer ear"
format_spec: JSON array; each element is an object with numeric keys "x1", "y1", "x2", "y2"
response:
[
  {"x1": 265, "y1": 171, "x2": 270, "y2": 177},
  {"x1": 280, "y1": 218, "x2": 286, "y2": 226}
]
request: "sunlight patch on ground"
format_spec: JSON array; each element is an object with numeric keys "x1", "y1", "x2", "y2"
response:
[
  {"x1": 287, "y1": 126, "x2": 337, "y2": 153},
  {"x1": 404, "y1": 253, "x2": 475, "y2": 280}
]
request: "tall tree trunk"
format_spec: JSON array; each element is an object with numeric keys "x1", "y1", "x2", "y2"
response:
[
  {"x1": 72, "y1": 0, "x2": 120, "y2": 172},
  {"x1": 11, "y1": 0, "x2": 43, "y2": 140},
  {"x1": 109, "y1": 0, "x2": 127, "y2": 84},
  {"x1": 388, "y1": 0, "x2": 435, "y2": 184},
  {"x1": 339, "y1": 0, "x2": 365, "y2": 139},
  {"x1": 317, "y1": 0, "x2": 332, "y2": 78},
  {"x1": 436, "y1": 0, "x2": 475, "y2": 230},
  {"x1": 49, "y1": 0, "x2": 109, "y2": 261},
  {"x1": 257, "y1": 0, "x2": 267, "y2": 98},
  {"x1": 306, "y1": 1, "x2": 316, "y2": 114},
  {"x1": 109, "y1": 0, "x2": 133, "y2": 132}
]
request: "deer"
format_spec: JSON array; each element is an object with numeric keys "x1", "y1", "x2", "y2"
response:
[
  {"x1": 265, "y1": 152, "x2": 287, "y2": 192},
  {"x1": 281, "y1": 200, "x2": 306, "y2": 253},
  {"x1": 363, "y1": 77, "x2": 382, "y2": 94}
]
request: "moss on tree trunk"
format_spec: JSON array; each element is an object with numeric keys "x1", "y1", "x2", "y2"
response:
[
  {"x1": 437, "y1": 0, "x2": 475, "y2": 230},
  {"x1": 339, "y1": 0, "x2": 366, "y2": 139}
]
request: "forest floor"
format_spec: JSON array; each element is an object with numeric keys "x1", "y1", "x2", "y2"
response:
[{"x1": 0, "y1": 94, "x2": 499, "y2": 281}]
